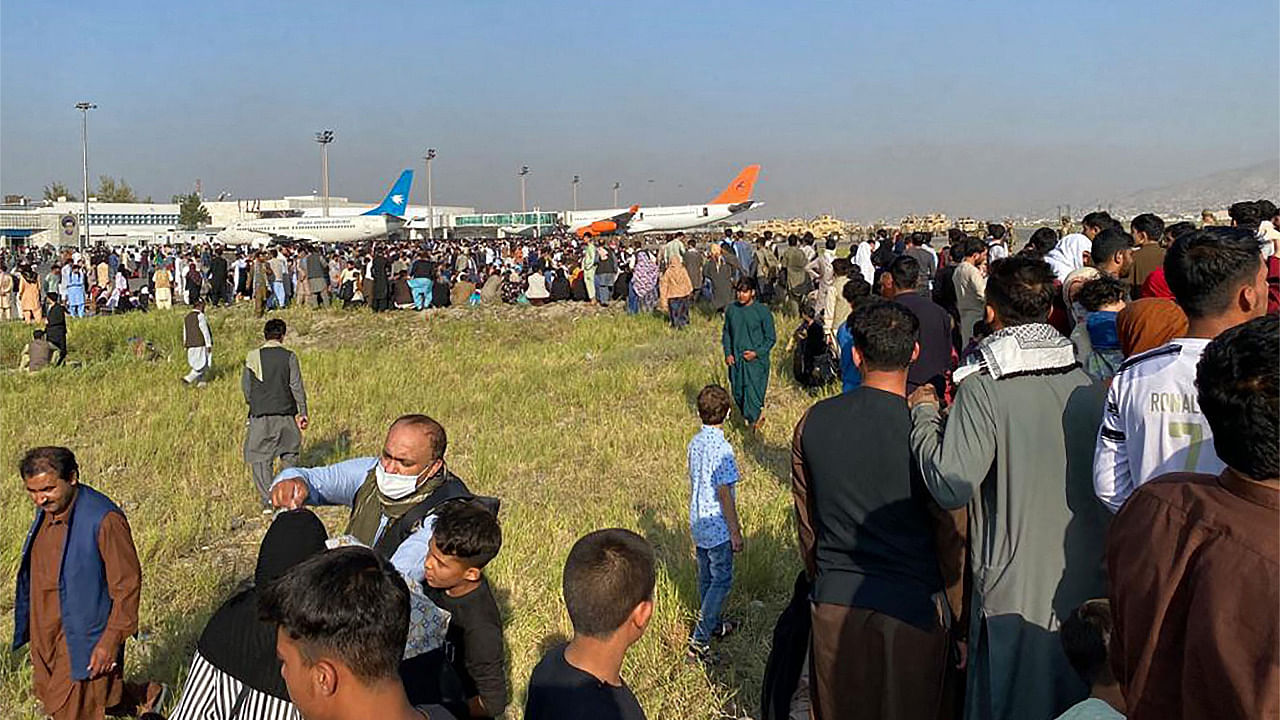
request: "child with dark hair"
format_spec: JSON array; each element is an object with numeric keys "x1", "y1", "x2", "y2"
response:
[
  {"x1": 1054, "y1": 600, "x2": 1125, "y2": 719},
  {"x1": 406, "y1": 501, "x2": 507, "y2": 718},
  {"x1": 685, "y1": 385, "x2": 743, "y2": 662},
  {"x1": 1074, "y1": 276, "x2": 1129, "y2": 382},
  {"x1": 525, "y1": 529, "x2": 654, "y2": 720},
  {"x1": 835, "y1": 277, "x2": 873, "y2": 393}
]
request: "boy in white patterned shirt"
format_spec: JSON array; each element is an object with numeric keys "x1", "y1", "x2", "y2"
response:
[{"x1": 685, "y1": 384, "x2": 743, "y2": 662}]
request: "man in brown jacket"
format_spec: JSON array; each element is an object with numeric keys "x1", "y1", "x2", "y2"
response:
[
  {"x1": 1107, "y1": 313, "x2": 1278, "y2": 720},
  {"x1": 14, "y1": 446, "x2": 165, "y2": 719}
]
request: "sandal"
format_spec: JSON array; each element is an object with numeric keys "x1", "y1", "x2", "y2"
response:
[{"x1": 713, "y1": 619, "x2": 741, "y2": 639}]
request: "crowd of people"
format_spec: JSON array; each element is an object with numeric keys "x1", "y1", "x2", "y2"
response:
[{"x1": 10, "y1": 197, "x2": 1280, "y2": 720}]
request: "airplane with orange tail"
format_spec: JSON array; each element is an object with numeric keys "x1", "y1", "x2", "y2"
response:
[{"x1": 566, "y1": 164, "x2": 763, "y2": 238}]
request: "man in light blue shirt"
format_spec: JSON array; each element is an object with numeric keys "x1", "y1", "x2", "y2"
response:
[
  {"x1": 685, "y1": 385, "x2": 743, "y2": 661},
  {"x1": 270, "y1": 414, "x2": 474, "y2": 583}
]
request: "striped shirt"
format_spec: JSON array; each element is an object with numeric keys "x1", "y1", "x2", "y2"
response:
[{"x1": 169, "y1": 651, "x2": 299, "y2": 720}]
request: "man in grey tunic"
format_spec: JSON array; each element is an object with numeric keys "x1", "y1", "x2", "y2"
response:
[
  {"x1": 242, "y1": 318, "x2": 308, "y2": 506},
  {"x1": 908, "y1": 256, "x2": 1110, "y2": 720}
]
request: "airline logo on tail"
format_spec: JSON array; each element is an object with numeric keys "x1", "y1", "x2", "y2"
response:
[
  {"x1": 362, "y1": 169, "x2": 414, "y2": 217},
  {"x1": 710, "y1": 164, "x2": 761, "y2": 205}
]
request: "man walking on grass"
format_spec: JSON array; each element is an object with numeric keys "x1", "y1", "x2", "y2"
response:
[
  {"x1": 182, "y1": 299, "x2": 212, "y2": 386},
  {"x1": 13, "y1": 446, "x2": 167, "y2": 720},
  {"x1": 243, "y1": 318, "x2": 308, "y2": 508}
]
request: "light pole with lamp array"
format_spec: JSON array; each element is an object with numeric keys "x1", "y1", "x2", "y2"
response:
[
  {"x1": 612, "y1": 181, "x2": 620, "y2": 208},
  {"x1": 75, "y1": 102, "x2": 97, "y2": 249},
  {"x1": 315, "y1": 130, "x2": 335, "y2": 217},
  {"x1": 424, "y1": 148, "x2": 437, "y2": 240},
  {"x1": 519, "y1": 165, "x2": 530, "y2": 213}
]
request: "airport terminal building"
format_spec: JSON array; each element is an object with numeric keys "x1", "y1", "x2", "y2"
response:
[{"x1": 0, "y1": 195, "x2": 474, "y2": 247}]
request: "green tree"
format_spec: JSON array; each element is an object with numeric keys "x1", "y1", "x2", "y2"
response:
[
  {"x1": 173, "y1": 192, "x2": 211, "y2": 229},
  {"x1": 95, "y1": 175, "x2": 138, "y2": 203},
  {"x1": 43, "y1": 182, "x2": 77, "y2": 202}
]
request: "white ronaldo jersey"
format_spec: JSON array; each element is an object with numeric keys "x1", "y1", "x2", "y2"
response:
[{"x1": 1093, "y1": 337, "x2": 1224, "y2": 512}]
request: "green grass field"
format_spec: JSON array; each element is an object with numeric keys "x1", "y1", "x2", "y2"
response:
[{"x1": 0, "y1": 300, "x2": 822, "y2": 719}]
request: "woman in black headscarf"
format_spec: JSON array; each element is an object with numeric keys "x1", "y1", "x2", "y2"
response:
[
  {"x1": 548, "y1": 268, "x2": 571, "y2": 302},
  {"x1": 167, "y1": 510, "x2": 328, "y2": 720}
]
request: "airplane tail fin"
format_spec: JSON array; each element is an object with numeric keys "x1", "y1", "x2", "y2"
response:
[
  {"x1": 710, "y1": 164, "x2": 760, "y2": 205},
  {"x1": 362, "y1": 170, "x2": 414, "y2": 216}
]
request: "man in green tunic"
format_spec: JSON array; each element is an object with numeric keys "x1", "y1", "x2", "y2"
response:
[
  {"x1": 908, "y1": 257, "x2": 1110, "y2": 720},
  {"x1": 723, "y1": 277, "x2": 776, "y2": 429}
]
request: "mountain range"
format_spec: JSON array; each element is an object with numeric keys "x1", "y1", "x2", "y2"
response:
[{"x1": 1030, "y1": 161, "x2": 1278, "y2": 220}]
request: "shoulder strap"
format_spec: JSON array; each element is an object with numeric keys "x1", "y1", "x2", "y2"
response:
[
  {"x1": 229, "y1": 682, "x2": 252, "y2": 720},
  {"x1": 373, "y1": 474, "x2": 475, "y2": 557}
]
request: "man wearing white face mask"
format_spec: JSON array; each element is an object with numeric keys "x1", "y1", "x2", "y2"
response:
[{"x1": 269, "y1": 414, "x2": 475, "y2": 584}]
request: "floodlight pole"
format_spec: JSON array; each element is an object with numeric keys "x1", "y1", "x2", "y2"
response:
[
  {"x1": 613, "y1": 182, "x2": 620, "y2": 208},
  {"x1": 519, "y1": 165, "x2": 530, "y2": 213},
  {"x1": 75, "y1": 102, "x2": 97, "y2": 249},
  {"x1": 424, "y1": 148, "x2": 437, "y2": 240},
  {"x1": 315, "y1": 130, "x2": 335, "y2": 217},
  {"x1": 572, "y1": 174, "x2": 580, "y2": 211}
]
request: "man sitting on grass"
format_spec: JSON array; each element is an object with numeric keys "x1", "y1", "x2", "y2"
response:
[
  {"x1": 403, "y1": 501, "x2": 508, "y2": 719},
  {"x1": 524, "y1": 529, "x2": 654, "y2": 720},
  {"x1": 21, "y1": 328, "x2": 60, "y2": 371}
]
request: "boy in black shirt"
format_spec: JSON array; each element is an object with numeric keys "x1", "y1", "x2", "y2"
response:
[
  {"x1": 524, "y1": 529, "x2": 653, "y2": 720},
  {"x1": 405, "y1": 501, "x2": 507, "y2": 718}
]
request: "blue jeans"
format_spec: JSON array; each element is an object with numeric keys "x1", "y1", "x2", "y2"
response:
[
  {"x1": 692, "y1": 541, "x2": 734, "y2": 646},
  {"x1": 271, "y1": 281, "x2": 286, "y2": 309},
  {"x1": 594, "y1": 273, "x2": 616, "y2": 305},
  {"x1": 409, "y1": 277, "x2": 434, "y2": 310}
]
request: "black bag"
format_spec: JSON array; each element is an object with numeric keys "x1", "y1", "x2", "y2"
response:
[
  {"x1": 761, "y1": 572, "x2": 812, "y2": 720},
  {"x1": 813, "y1": 349, "x2": 838, "y2": 386}
]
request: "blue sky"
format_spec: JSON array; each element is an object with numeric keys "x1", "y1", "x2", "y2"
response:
[{"x1": 2, "y1": 0, "x2": 1275, "y2": 218}]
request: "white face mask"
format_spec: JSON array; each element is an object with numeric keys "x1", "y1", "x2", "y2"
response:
[{"x1": 375, "y1": 461, "x2": 426, "y2": 500}]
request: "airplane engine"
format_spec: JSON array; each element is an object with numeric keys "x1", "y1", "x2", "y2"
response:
[{"x1": 577, "y1": 219, "x2": 618, "y2": 238}]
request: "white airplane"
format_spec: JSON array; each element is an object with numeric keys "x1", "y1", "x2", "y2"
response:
[
  {"x1": 216, "y1": 170, "x2": 412, "y2": 245},
  {"x1": 564, "y1": 165, "x2": 763, "y2": 238}
]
